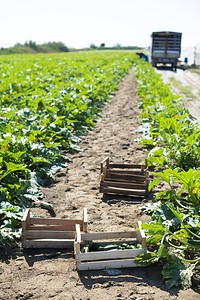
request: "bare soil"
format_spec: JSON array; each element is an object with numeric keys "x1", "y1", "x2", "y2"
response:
[{"x1": 0, "y1": 68, "x2": 200, "y2": 300}]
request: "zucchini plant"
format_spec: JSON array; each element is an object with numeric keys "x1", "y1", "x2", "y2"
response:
[
  {"x1": 133, "y1": 59, "x2": 200, "y2": 287},
  {"x1": 0, "y1": 51, "x2": 137, "y2": 245}
]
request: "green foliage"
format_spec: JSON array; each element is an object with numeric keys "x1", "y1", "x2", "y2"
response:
[
  {"x1": 161, "y1": 255, "x2": 195, "y2": 288},
  {"x1": 134, "y1": 59, "x2": 200, "y2": 288},
  {"x1": 149, "y1": 169, "x2": 200, "y2": 212},
  {"x1": 134, "y1": 60, "x2": 200, "y2": 170},
  {"x1": 0, "y1": 51, "x2": 136, "y2": 244},
  {"x1": 135, "y1": 210, "x2": 200, "y2": 287}
]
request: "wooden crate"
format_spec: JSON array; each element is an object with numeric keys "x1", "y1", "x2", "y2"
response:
[
  {"x1": 22, "y1": 208, "x2": 87, "y2": 249},
  {"x1": 74, "y1": 221, "x2": 147, "y2": 271},
  {"x1": 100, "y1": 157, "x2": 149, "y2": 197}
]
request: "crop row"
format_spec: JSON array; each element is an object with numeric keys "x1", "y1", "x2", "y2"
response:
[
  {"x1": 0, "y1": 51, "x2": 136, "y2": 245},
  {"x1": 133, "y1": 59, "x2": 200, "y2": 288}
]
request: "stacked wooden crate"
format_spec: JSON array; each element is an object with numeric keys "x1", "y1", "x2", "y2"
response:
[{"x1": 100, "y1": 158, "x2": 149, "y2": 197}]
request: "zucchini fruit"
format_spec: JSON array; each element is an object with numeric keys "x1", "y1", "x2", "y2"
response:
[{"x1": 81, "y1": 241, "x2": 142, "y2": 253}]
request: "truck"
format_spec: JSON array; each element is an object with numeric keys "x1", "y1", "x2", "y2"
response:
[{"x1": 150, "y1": 31, "x2": 182, "y2": 71}]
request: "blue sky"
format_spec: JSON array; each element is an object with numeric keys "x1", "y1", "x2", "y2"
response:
[{"x1": 0, "y1": 0, "x2": 200, "y2": 49}]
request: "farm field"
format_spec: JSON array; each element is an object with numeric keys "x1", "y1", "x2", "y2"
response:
[
  {"x1": 0, "y1": 51, "x2": 135, "y2": 244},
  {"x1": 0, "y1": 52, "x2": 200, "y2": 300}
]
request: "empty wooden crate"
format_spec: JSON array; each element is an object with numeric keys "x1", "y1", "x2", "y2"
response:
[
  {"x1": 22, "y1": 208, "x2": 87, "y2": 248},
  {"x1": 100, "y1": 157, "x2": 149, "y2": 197},
  {"x1": 74, "y1": 221, "x2": 147, "y2": 271}
]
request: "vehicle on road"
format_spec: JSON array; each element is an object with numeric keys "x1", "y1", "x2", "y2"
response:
[{"x1": 150, "y1": 31, "x2": 182, "y2": 71}]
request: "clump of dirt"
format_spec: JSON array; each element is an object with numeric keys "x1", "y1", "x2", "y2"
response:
[{"x1": 0, "y1": 68, "x2": 199, "y2": 300}]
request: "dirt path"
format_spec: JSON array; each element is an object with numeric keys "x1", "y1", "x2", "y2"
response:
[
  {"x1": 156, "y1": 68, "x2": 200, "y2": 122},
  {"x1": 0, "y1": 69, "x2": 200, "y2": 300}
]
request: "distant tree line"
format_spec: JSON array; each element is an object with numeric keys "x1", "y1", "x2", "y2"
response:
[
  {"x1": 0, "y1": 41, "x2": 69, "y2": 54},
  {"x1": 0, "y1": 40, "x2": 144, "y2": 55},
  {"x1": 89, "y1": 43, "x2": 143, "y2": 51}
]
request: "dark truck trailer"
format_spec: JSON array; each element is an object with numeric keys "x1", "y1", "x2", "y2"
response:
[{"x1": 151, "y1": 31, "x2": 182, "y2": 71}]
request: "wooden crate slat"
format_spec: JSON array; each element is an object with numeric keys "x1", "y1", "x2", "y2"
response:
[
  {"x1": 23, "y1": 230, "x2": 76, "y2": 239},
  {"x1": 101, "y1": 187, "x2": 146, "y2": 196},
  {"x1": 77, "y1": 248, "x2": 145, "y2": 261},
  {"x1": 105, "y1": 172, "x2": 147, "y2": 183},
  {"x1": 100, "y1": 157, "x2": 109, "y2": 173},
  {"x1": 76, "y1": 258, "x2": 146, "y2": 271},
  {"x1": 136, "y1": 221, "x2": 147, "y2": 248},
  {"x1": 107, "y1": 163, "x2": 143, "y2": 169},
  {"x1": 106, "y1": 170, "x2": 147, "y2": 180},
  {"x1": 101, "y1": 180, "x2": 147, "y2": 190},
  {"x1": 30, "y1": 218, "x2": 83, "y2": 226},
  {"x1": 22, "y1": 209, "x2": 31, "y2": 232},
  {"x1": 80, "y1": 230, "x2": 137, "y2": 241},
  {"x1": 23, "y1": 239, "x2": 74, "y2": 249},
  {"x1": 105, "y1": 169, "x2": 145, "y2": 175},
  {"x1": 83, "y1": 207, "x2": 87, "y2": 232},
  {"x1": 28, "y1": 225, "x2": 83, "y2": 231}
]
